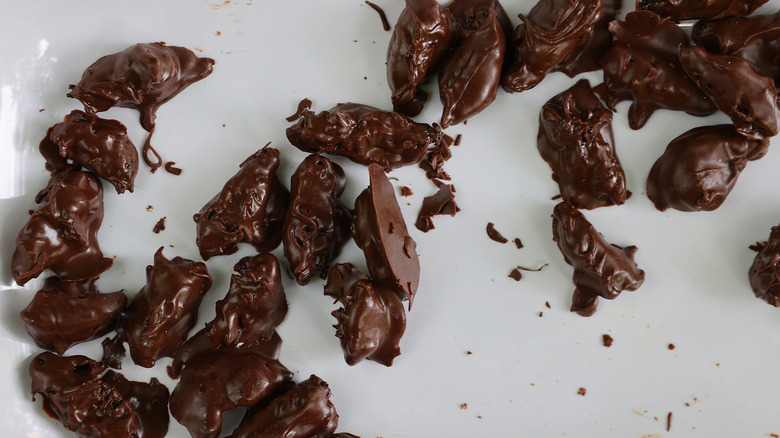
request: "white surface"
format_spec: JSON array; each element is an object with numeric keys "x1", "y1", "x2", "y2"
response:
[{"x1": 3, "y1": 1, "x2": 780, "y2": 437}]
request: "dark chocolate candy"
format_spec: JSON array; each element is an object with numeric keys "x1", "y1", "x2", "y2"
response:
[
  {"x1": 11, "y1": 166, "x2": 113, "y2": 286},
  {"x1": 20, "y1": 277, "x2": 127, "y2": 355},
  {"x1": 282, "y1": 154, "x2": 352, "y2": 285},
  {"x1": 679, "y1": 45, "x2": 780, "y2": 140},
  {"x1": 206, "y1": 253, "x2": 288, "y2": 346},
  {"x1": 551, "y1": 201, "x2": 645, "y2": 317},
  {"x1": 353, "y1": 164, "x2": 420, "y2": 306},
  {"x1": 120, "y1": 247, "x2": 213, "y2": 368},
  {"x1": 555, "y1": 0, "x2": 621, "y2": 77},
  {"x1": 646, "y1": 125, "x2": 769, "y2": 211},
  {"x1": 100, "y1": 370, "x2": 170, "y2": 438},
  {"x1": 599, "y1": 11, "x2": 716, "y2": 129},
  {"x1": 325, "y1": 264, "x2": 407, "y2": 367},
  {"x1": 636, "y1": 0, "x2": 769, "y2": 20},
  {"x1": 749, "y1": 225, "x2": 780, "y2": 307},
  {"x1": 230, "y1": 375, "x2": 338, "y2": 438},
  {"x1": 193, "y1": 146, "x2": 289, "y2": 260},
  {"x1": 538, "y1": 79, "x2": 627, "y2": 209},
  {"x1": 286, "y1": 102, "x2": 441, "y2": 170},
  {"x1": 39, "y1": 110, "x2": 138, "y2": 194},
  {"x1": 386, "y1": 0, "x2": 457, "y2": 116}
]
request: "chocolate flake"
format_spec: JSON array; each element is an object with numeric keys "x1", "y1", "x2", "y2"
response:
[
  {"x1": 163, "y1": 161, "x2": 182, "y2": 175},
  {"x1": 486, "y1": 222, "x2": 508, "y2": 243},
  {"x1": 602, "y1": 334, "x2": 613, "y2": 347},
  {"x1": 366, "y1": 1, "x2": 391, "y2": 32},
  {"x1": 152, "y1": 217, "x2": 166, "y2": 234},
  {"x1": 508, "y1": 269, "x2": 523, "y2": 281}
]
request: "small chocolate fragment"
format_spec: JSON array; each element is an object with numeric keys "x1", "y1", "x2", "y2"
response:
[
  {"x1": 11, "y1": 166, "x2": 113, "y2": 286},
  {"x1": 163, "y1": 161, "x2": 182, "y2": 175},
  {"x1": 646, "y1": 125, "x2": 769, "y2": 211},
  {"x1": 415, "y1": 183, "x2": 459, "y2": 232},
  {"x1": 193, "y1": 146, "x2": 289, "y2": 260},
  {"x1": 366, "y1": 1, "x2": 392, "y2": 32},
  {"x1": 386, "y1": 0, "x2": 457, "y2": 116},
  {"x1": 552, "y1": 201, "x2": 645, "y2": 317},
  {"x1": 400, "y1": 186, "x2": 414, "y2": 196},
  {"x1": 508, "y1": 268, "x2": 523, "y2": 281},
  {"x1": 152, "y1": 217, "x2": 166, "y2": 234},
  {"x1": 286, "y1": 102, "x2": 441, "y2": 170},
  {"x1": 486, "y1": 222, "x2": 508, "y2": 243},
  {"x1": 636, "y1": 0, "x2": 769, "y2": 20},
  {"x1": 39, "y1": 110, "x2": 138, "y2": 194},
  {"x1": 282, "y1": 154, "x2": 352, "y2": 285},
  {"x1": 749, "y1": 225, "x2": 780, "y2": 307},
  {"x1": 602, "y1": 334, "x2": 613, "y2": 347},
  {"x1": 538, "y1": 79, "x2": 627, "y2": 209}
]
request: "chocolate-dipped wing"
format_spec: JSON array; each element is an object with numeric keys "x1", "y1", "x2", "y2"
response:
[
  {"x1": 386, "y1": 0, "x2": 457, "y2": 116},
  {"x1": 600, "y1": 11, "x2": 716, "y2": 129},
  {"x1": 283, "y1": 154, "x2": 352, "y2": 285},
  {"x1": 636, "y1": 0, "x2": 769, "y2": 20},
  {"x1": 538, "y1": 79, "x2": 627, "y2": 209},
  {"x1": 193, "y1": 146, "x2": 289, "y2": 260},
  {"x1": 206, "y1": 254, "x2": 287, "y2": 346},
  {"x1": 750, "y1": 225, "x2": 780, "y2": 307},
  {"x1": 647, "y1": 125, "x2": 769, "y2": 211},
  {"x1": 11, "y1": 166, "x2": 113, "y2": 285},
  {"x1": 551, "y1": 201, "x2": 645, "y2": 317},
  {"x1": 679, "y1": 45, "x2": 780, "y2": 140}
]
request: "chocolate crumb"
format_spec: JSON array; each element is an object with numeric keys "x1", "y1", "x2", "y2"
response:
[
  {"x1": 460, "y1": 403, "x2": 468, "y2": 409},
  {"x1": 39, "y1": 108, "x2": 45, "y2": 112},
  {"x1": 153, "y1": 217, "x2": 166, "y2": 234},
  {"x1": 476, "y1": 415, "x2": 481, "y2": 419},
  {"x1": 667, "y1": 411, "x2": 673, "y2": 432},
  {"x1": 508, "y1": 268, "x2": 523, "y2": 281},
  {"x1": 400, "y1": 186, "x2": 413, "y2": 196},
  {"x1": 215, "y1": 30, "x2": 221, "y2": 36},
  {"x1": 514, "y1": 238, "x2": 524, "y2": 249},
  {"x1": 415, "y1": 184, "x2": 459, "y2": 232},
  {"x1": 577, "y1": 387, "x2": 587, "y2": 396},
  {"x1": 365, "y1": 1, "x2": 391, "y2": 32},
  {"x1": 285, "y1": 98, "x2": 313, "y2": 122},
  {"x1": 146, "y1": 205, "x2": 153, "y2": 212},
  {"x1": 768, "y1": 434, "x2": 778, "y2": 438},
  {"x1": 454, "y1": 134, "x2": 462, "y2": 146},
  {"x1": 164, "y1": 161, "x2": 182, "y2": 175},
  {"x1": 602, "y1": 334, "x2": 613, "y2": 347},
  {"x1": 466, "y1": 351, "x2": 472, "y2": 355},
  {"x1": 486, "y1": 222, "x2": 508, "y2": 243},
  {"x1": 545, "y1": 301, "x2": 551, "y2": 309},
  {"x1": 668, "y1": 343, "x2": 676, "y2": 350},
  {"x1": 538, "y1": 311, "x2": 543, "y2": 317}
]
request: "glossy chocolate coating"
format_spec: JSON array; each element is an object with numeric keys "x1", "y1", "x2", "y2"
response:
[
  {"x1": 599, "y1": 11, "x2": 716, "y2": 129},
  {"x1": 502, "y1": 0, "x2": 602, "y2": 93},
  {"x1": 749, "y1": 225, "x2": 780, "y2": 307},
  {"x1": 169, "y1": 346, "x2": 292, "y2": 438},
  {"x1": 120, "y1": 247, "x2": 213, "y2": 368},
  {"x1": 325, "y1": 264, "x2": 407, "y2": 367},
  {"x1": 206, "y1": 254, "x2": 288, "y2": 346},
  {"x1": 39, "y1": 110, "x2": 138, "y2": 194},
  {"x1": 231, "y1": 375, "x2": 338, "y2": 438},
  {"x1": 20, "y1": 277, "x2": 127, "y2": 355},
  {"x1": 101, "y1": 370, "x2": 170, "y2": 438},
  {"x1": 193, "y1": 146, "x2": 290, "y2": 260},
  {"x1": 646, "y1": 125, "x2": 769, "y2": 211},
  {"x1": 555, "y1": 0, "x2": 621, "y2": 77},
  {"x1": 551, "y1": 201, "x2": 645, "y2": 317},
  {"x1": 11, "y1": 166, "x2": 113, "y2": 286},
  {"x1": 386, "y1": 0, "x2": 457, "y2": 116},
  {"x1": 283, "y1": 154, "x2": 352, "y2": 285},
  {"x1": 538, "y1": 79, "x2": 627, "y2": 209},
  {"x1": 353, "y1": 164, "x2": 420, "y2": 306},
  {"x1": 636, "y1": 0, "x2": 769, "y2": 20},
  {"x1": 679, "y1": 45, "x2": 780, "y2": 140}
]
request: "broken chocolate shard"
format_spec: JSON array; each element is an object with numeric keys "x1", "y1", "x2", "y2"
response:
[
  {"x1": 486, "y1": 222, "x2": 508, "y2": 243},
  {"x1": 415, "y1": 183, "x2": 459, "y2": 232}
]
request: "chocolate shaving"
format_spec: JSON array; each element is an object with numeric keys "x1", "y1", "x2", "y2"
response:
[
  {"x1": 486, "y1": 222, "x2": 508, "y2": 243},
  {"x1": 164, "y1": 161, "x2": 182, "y2": 175},
  {"x1": 285, "y1": 98, "x2": 312, "y2": 122},
  {"x1": 366, "y1": 1, "x2": 391, "y2": 32},
  {"x1": 415, "y1": 184, "x2": 459, "y2": 232},
  {"x1": 514, "y1": 238, "x2": 523, "y2": 249},
  {"x1": 508, "y1": 269, "x2": 523, "y2": 281}
]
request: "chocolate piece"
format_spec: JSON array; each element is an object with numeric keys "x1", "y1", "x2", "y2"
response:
[
  {"x1": 538, "y1": 79, "x2": 627, "y2": 209},
  {"x1": 366, "y1": 1, "x2": 392, "y2": 32},
  {"x1": 551, "y1": 201, "x2": 645, "y2": 317},
  {"x1": 679, "y1": 45, "x2": 780, "y2": 140},
  {"x1": 599, "y1": 11, "x2": 717, "y2": 129},
  {"x1": 414, "y1": 183, "x2": 459, "y2": 232},
  {"x1": 193, "y1": 146, "x2": 289, "y2": 260},
  {"x1": 486, "y1": 222, "x2": 507, "y2": 243},
  {"x1": 749, "y1": 225, "x2": 780, "y2": 307},
  {"x1": 286, "y1": 102, "x2": 441, "y2": 170},
  {"x1": 20, "y1": 277, "x2": 127, "y2": 355},
  {"x1": 282, "y1": 154, "x2": 352, "y2": 285},
  {"x1": 231, "y1": 375, "x2": 339, "y2": 438},
  {"x1": 286, "y1": 98, "x2": 313, "y2": 122},
  {"x1": 514, "y1": 238, "x2": 524, "y2": 249},
  {"x1": 602, "y1": 334, "x2": 613, "y2": 347},
  {"x1": 39, "y1": 110, "x2": 138, "y2": 194},
  {"x1": 386, "y1": 0, "x2": 457, "y2": 116},
  {"x1": 206, "y1": 254, "x2": 288, "y2": 346},
  {"x1": 353, "y1": 164, "x2": 420, "y2": 306},
  {"x1": 646, "y1": 125, "x2": 769, "y2": 211},
  {"x1": 325, "y1": 264, "x2": 407, "y2": 367},
  {"x1": 120, "y1": 247, "x2": 213, "y2": 368},
  {"x1": 100, "y1": 371, "x2": 170, "y2": 438},
  {"x1": 152, "y1": 216, "x2": 166, "y2": 233},
  {"x1": 11, "y1": 166, "x2": 113, "y2": 285},
  {"x1": 636, "y1": 0, "x2": 769, "y2": 20},
  {"x1": 555, "y1": 0, "x2": 621, "y2": 77},
  {"x1": 163, "y1": 161, "x2": 182, "y2": 175},
  {"x1": 502, "y1": 0, "x2": 602, "y2": 92},
  {"x1": 101, "y1": 335, "x2": 126, "y2": 369},
  {"x1": 508, "y1": 268, "x2": 523, "y2": 281}
]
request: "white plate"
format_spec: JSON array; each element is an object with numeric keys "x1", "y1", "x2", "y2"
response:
[{"x1": 3, "y1": 1, "x2": 780, "y2": 437}]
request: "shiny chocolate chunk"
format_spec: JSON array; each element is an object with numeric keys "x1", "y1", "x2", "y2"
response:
[
  {"x1": 11, "y1": 166, "x2": 113, "y2": 286},
  {"x1": 100, "y1": 371, "x2": 170, "y2": 438},
  {"x1": 750, "y1": 225, "x2": 780, "y2": 307},
  {"x1": 282, "y1": 154, "x2": 352, "y2": 285},
  {"x1": 414, "y1": 183, "x2": 459, "y2": 232},
  {"x1": 538, "y1": 79, "x2": 627, "y2": 209},
  {"x1": 636, "y1": 0, "x2": 769, "y2": 20},
  {"x1": 647, "y1": 125, "x2": 769, "y2": 211},
  {"x1": 193, "y1": 146, "x2": 289, "y2": 260},
  {"x1": 555, "y1": 0, "x2": 621, "y2": 77}
]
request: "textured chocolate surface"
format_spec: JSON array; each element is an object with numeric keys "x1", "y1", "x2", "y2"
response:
[
  {"x1": 555, "y1": 0, "x2": 621, "y2": 77},
  {"x1": 750, "y1": 225, "x2": 780, "y2": 307},
  {"x1": 101, "y1": 370, "x2": 170, "y2": 438},
  {"x1": 636, "y1": 0, "x2": 769, "y2": 20}
]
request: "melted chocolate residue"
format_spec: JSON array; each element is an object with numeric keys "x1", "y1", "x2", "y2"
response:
[{"x1": 414, "y1": 183, "x2": 459, "y2": 232}]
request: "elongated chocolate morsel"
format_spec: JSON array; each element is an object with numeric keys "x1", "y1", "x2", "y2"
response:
[
  {"x1": 206, "y1": 254, "x2": 288, "y2": 346},
  {"x1": 20, "y1": 277, "x2": 127, "y2": 355},
  {"x1": 231, "y1": 375, "x2": 338, "y2": 438},
  {"x1": 679, "y1": 45, "x2": 780, "y2": 140},
  {"x1": 325, "y1": 264, "x2": 407, "y2": 367},
  {"x1": 39, "y1": 110, "x2": 138, "y2": 194},
  {"x1": 555, "y1": 0, "x2": 621, "y2": 77},
  {"x1": 599, "y1": 10, "x2": 716, "y2": 129},
  {"x1": 501, "y1": 0, "x2": 602, "y2": 93},
  {"x1": 749, "y1": 225, "x2": 780, "y2": 306},
  {"x1": 119, "y1": 247, "x2": 212, "y2": 368},
  {"x1": 646, "y1": 125, "x2": 769, "y2": 211},
  {"x1": 193, "y1": 146, "x2": 289, "y2": 260},
  {"x1": 11, "y1": 166, "x2": 113, "y2": 286},
  {"x1": 636, "y1": 0, "x2": 769, "y2": 20},
  {"x1": 283, "y1": 154, "x2": 352, "y2": 285},
  {"x1": 552, "y1": 201, "x2": 645, "y2": 317},
  {"x1": 169, "y1": 346, "x2": 292, "y2": 438},
  {"x1": 538, "y1": 79, "x2": 627, "y2": 209},
  {"x1": 386, "y1": 0, "x2": 457, "y2": 116},
  {"x1": 353, "y1": 164, "x2": 420, "y2": 306}
]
